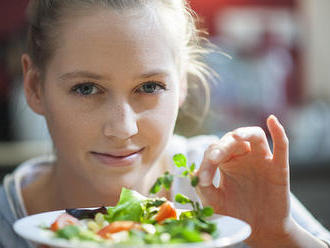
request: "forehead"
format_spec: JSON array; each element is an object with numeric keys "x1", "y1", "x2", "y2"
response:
[{"x1": 48, "y1": 6, "x2": 181, "y2": 78}]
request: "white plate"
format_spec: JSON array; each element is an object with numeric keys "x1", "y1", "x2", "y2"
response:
[{"x1": 14, "y1": 210, "x2": 251, "y2": 248}]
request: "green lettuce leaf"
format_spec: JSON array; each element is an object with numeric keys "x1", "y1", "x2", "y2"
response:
[{"x1": 106, "y1": 188, "x2": 146, "y2": 222}]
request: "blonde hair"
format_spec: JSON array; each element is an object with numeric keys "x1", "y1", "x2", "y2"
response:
[{"x1": 26, "y1": 0, "x2": 214, "y2": 134}]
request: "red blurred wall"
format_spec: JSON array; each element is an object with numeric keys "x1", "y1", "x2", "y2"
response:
[
  {"x1": 189, "y1": 0, "x2": 302, "y2": 104},
  {"x1": 189, "y1": 0, "x2": 296, "y2": 36},
  {"x1": 0, "y1": 0, "x2": 29, "y2": 39}
]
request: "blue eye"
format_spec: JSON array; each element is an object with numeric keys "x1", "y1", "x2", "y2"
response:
[
  {"x1": 137, "y1": 82, "x2": 166, "y2": 94},
  {"x1": 71, "y1": 83, "x2": 99, "y2": 96}
]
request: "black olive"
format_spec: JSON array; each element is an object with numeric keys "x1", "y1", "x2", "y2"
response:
[{"x1": 66, "y1": 206, "x2": 107, "y2": 219}]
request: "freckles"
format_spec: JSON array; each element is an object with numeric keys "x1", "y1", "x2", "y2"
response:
[
  {"x1": 139, "y1": 101, "x2": 178, "y2": 140},
  {"x1": 45, "y1": 99, "x2": 95, "y2": 146}
]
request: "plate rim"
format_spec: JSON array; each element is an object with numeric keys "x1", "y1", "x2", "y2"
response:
[{"x1": 13, "y1": 209, "x2": 251, "y2": 248}]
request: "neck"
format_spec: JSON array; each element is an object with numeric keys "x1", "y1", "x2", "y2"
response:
[
  {"x1": 23, "y1": 152, "x2": 171, "y2": 215},
  {"x1": 51, "y1": 152, "x2": 171, "y2": 210}
]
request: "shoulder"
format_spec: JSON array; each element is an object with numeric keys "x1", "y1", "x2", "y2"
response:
[
  {"x1": 0, "y1": 155, "x2": 54, "y2": 248},
  {"x1": 0, "y1": 185, "x2": 15, "y2": 222},
  {"x1": 0, "y1": 186, "x2": 31, "y2": 248}
]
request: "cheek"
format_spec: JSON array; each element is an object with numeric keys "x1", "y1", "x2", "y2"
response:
[
  {"x1": 138, "y1": 93, "x2": 179, "y2": 151},
  {"x1": 42, "y1": 92, "x2": 98, "y2": 155}
]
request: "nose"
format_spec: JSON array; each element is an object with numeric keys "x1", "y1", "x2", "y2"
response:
[{"x1": 103, "y1": 101, "x2": 138, "y2": 140}]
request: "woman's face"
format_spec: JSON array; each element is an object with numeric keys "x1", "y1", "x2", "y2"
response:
[{"x1": 35, "y1": 7, "x2": 184, "y2": 194}]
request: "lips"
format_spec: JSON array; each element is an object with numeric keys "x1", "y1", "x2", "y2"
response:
[
  {"x1": 90, "y1": 148, "x2": 144, "y2": 167},
  {"x1": 95, "y1": 148, "x2": 144, "y2": 157}
]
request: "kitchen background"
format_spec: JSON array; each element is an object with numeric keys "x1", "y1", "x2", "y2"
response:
[{"x1": 0, "y1": 0, "x2": 329, "y2": 229}]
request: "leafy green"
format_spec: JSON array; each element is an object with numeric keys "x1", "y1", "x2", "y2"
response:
[
  {"x1": 56, "y1": 225, "x2": 80, "y2": 239},
  {"x1": 149, "y1": 178, "x2": 162, "y2": 194},
  {"x1": 191, "y1": 175, "x2": 199, "y2": 187},
  {"x1": 179, "y1": 210, "x2": 194, "y2": 220},
  {"x1": 181, "y1": 229, "x2": 204, "y2": 242},
  {"x1": 201, "y1": 206, "x2": 214, "y2": 217},
  {"x1": 78, "y1": 230, "x2": 103, "y2": 241},
  {"x1": 101, "y1": 186, "x2": 218, "y2": 244},
  {"x1": 105, "y1": 187, "x2": 145, "y2": 222},
  {"x1": 173, "y1": 154, "x2": 187, "y2": 167},
  {"x1": 152, "y1": 218, "x2": 217, "y2": 243},
  {"x1": 148, "y1": 153, "x2": 217, "y2": 240},
  {"x1": 104, "y1": 188, "x2": 167, "y2": 223},
  {"x1": 181, "y1": 170, "x2": 189, "y2": 177},
  {"x1": 150, "y1": 154, "x2": 201, "y2": 195},
  {"x1": 173, "y1": 154, "x2": 199, "y2": 188},
  {"x1": 118, "y1": 187, "x2": 146, "y2": 204},
  {"x1": 142, "y1": 198, "x2": 166, "y2": 221},
  {"x1": 106, "y1": 201, "x2": 143, "y2": 222},
  {"x1": 189, "y1": 163, "x2": 196, "y2": 172},
  {"x1": 149, "y1": 171, "x2": 173, "y2": 194},
  {"x1": 162, "y1": 172, "x2": 174, "y2": 190},
  {"x1": 175, "y1": 193, "x2": 192, "y2": 205},
  {"x1": 56, "y1": 225, "x2": 102, "y2": 242}
]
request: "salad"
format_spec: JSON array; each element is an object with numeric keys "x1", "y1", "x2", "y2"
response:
[{"x1": 44, "y1": 154, "x2": 219, "y2": 245}]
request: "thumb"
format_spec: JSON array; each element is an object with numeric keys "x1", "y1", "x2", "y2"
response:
[
  {"x1": 195, "y1": 148, "x2": 225, "y2": 214},
  {"x1": 197, "y1": 148, "x2": 221, "y2": 187},
  {"x1": 195, "y1": 178, "x2": 226, "y2": 215}
]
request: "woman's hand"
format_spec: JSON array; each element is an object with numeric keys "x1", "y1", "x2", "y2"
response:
[{"x1": 196, "y1": 115, "x2": 295, "y2": 247}]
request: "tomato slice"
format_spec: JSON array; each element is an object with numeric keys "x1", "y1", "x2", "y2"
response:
[
  {"x1": 50, "y1": 213, "x2": 80, "y2": 232},
  {"x1": 97, "y1": 221, "x2": 139, "y2": 239},
  {"x1": 154, "y1": 201, "x2": 177, "y2": 223}
]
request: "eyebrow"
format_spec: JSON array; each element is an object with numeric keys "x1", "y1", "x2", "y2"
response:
[
  {"x1": 58, "y1": 71, "x2": 107, "y2": 81},
  {"x1": 58, "y1": 69, "x2": 171, "y2": 81},
  {"x1": 138, "y1": 70, "x2": 170, "y2": 79}
]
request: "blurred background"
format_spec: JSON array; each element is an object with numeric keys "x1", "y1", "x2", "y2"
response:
[{"x1": 0, "y1": 0, "x2": 329, "y2": 229}]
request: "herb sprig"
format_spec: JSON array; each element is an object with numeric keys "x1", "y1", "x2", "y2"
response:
[
  {"x1": 173, "y1": 154, "x2": 199, "y2": 187},
  {"x1": 149, "y1": 153, "x2": 199, "y2": 196},
  {"x1": 149, "y1": 171, "x2": 173, "y2": 194},
  {"x1": 149, "y1": 153, "x2": 214, "y2": 222}
]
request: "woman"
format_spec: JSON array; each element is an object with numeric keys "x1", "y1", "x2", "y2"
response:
[{"x1": 0, "y1": 0, "x2": 329, "y2": 247}]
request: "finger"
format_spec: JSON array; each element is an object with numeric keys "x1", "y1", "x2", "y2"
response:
[
  {"x1": 267, "y1": 115, "x2": 289, "y2": 167},
  {"x1": 232, "y1": 126, "x2": 272, "y2": 156},
  {"x1": 197, "y1": 148, "x2": 219, "y2": 187},
  {"x1": 197, "y1": 134, "x2": 250, "y2": 187},
  {"x1": 211, "y1": 133, "x2": 251, "y2": 164},
  {"x1": 195, "y1": 183, "x2": 225, "y2": 214}
]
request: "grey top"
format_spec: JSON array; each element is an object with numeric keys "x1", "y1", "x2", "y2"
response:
[{"x1": 1, "y1": 135, "x2": 330, "y2": 247}]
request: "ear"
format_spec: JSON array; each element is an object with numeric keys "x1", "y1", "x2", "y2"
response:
[
  {"x1": 21, "y1": 54, "x2": 45, "y2": 115},
  {"x1": 179, "y1": 74, "x2": 187, "y2": 107}
]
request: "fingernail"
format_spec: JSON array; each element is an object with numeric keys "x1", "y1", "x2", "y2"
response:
[
  {"x1": 209, "y1": 149, "x2": 221, "y2": 162},
  {"x1": 270, "y1": 114, "x2": 278, "y2": 122},
  {"x1": 199, "y1": 170, "x2": 211, "y2": 187}
]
